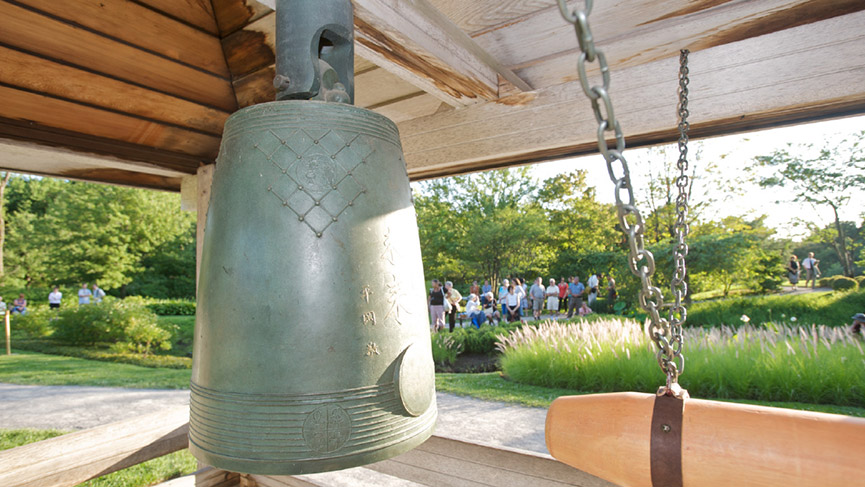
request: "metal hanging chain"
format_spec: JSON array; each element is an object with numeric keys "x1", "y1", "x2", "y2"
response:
[
  {"x1": 668, "y1": 50, "x2": 691, "y2": 388},
  {"x1": 555, "y1": 0, "x2": 690, "y2": 397}
]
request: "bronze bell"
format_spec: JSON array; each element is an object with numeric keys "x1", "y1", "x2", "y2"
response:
[{"x1": 189, "y1": 0, "x2": 436, "y2": 475}]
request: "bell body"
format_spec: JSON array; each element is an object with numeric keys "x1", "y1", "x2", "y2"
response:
[{"x1": 190, "y1": 100, "x2": 436, "y2": 475}]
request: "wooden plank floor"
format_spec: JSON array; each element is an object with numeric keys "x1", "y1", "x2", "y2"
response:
[{"x1": 190, "y1": 436, "x2": 615, "y2": 487}]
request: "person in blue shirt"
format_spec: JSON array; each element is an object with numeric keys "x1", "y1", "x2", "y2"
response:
[
  {"x1": 482, "y1": 280, "x2": 492, "y2": 296},
  {"x1": 567, "y1": 276, "x2": 585, "y2": 319}
]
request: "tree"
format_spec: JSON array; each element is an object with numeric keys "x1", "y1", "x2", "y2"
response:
[
  {"x1": 0, "y1": 171, "x2": 11, "y2": 277},
  {"x1": 414, "y1": 168, "x2": 551, "y2": 287},
  {"x1": 3, "y1": 176, "x2": 195, "y2": 292},
  {"x1": 754, "y1": 131, "x2": 865, "y2": 276}
]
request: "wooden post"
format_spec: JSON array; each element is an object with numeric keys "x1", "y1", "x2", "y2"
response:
[
  {"x1": 5, "y1": 310, "x2": 10, "y2": 355},
  {"x1": 195, "y1": 164, "x2": 214, "y2": 290}
]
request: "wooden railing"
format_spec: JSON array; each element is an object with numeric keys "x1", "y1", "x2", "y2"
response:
[
  {"x1": 0, "y1": 406, "x2": 188, "y2": 487},
  {"x1": 0, "y1": 406, "x2": 610, "y2": 487}
]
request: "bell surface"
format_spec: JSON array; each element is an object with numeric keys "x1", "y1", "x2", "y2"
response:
[{"x1": 190, "y1": 100, "x2": 436, "y2": 475}]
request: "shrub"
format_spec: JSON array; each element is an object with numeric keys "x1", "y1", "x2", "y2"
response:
[
  {"x1": 142, "y1": 299, "x2": 196, "y2": 316},
  {"x1": 431, "y1": 333, "x2": 463, "y2": 366},
  {"x1": 10, "y1": 307, "x2": 54, "y2": 338},
  {"x1": 833, "y1": 276, "x2": 859, "y2": 291},
  {"x1": 50, "y1": 299, "x2": 171, "y2": 353},
  {"x1": 498, "y1": 318, "x2": 865, "y2": 407}
]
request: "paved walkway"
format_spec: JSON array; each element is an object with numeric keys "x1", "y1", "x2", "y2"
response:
[{"x1": 0, "y1": 383, "x2": 548, "y2": 454}]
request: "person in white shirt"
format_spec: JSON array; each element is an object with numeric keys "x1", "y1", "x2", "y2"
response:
[
  {"x1": 92, "y1": 283, "x2": 106, "y2": 304},
  {"x1": 48, "y1": 286, "x2": 62, "y2": 310},
  {"x1": 465, "y1": 293, "x2": 486, "y2": 328},
  {"x1": 505, "y1": 285, "x2": 521, "y2": 322},
  {"x1": 587, "y1": 273, "x2": 600, "y2": 308},
  {"x1": 545, "y1": 278, "x2": 560, "y2": 317},
  {"x1": 801, "y1": 252, "x2": 820, "y2": 289},
  {"x1": 78, "y1": 283, "x2": 92, "y2": 305}
]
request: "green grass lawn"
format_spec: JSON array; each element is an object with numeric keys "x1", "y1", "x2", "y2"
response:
[
  {"x1": 0, "y1": 350, "x2": 191, "y2": 389},
  {"x1": 436, "y1": 372, "x2": 865, "y2": 417},
  {"x1": 1, "y1": 428, "x2": 196, "y2": 487}
]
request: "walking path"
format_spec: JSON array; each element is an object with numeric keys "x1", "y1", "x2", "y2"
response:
[{"x1": 0, "y1": 383, "x2": 548, "y2": 454}]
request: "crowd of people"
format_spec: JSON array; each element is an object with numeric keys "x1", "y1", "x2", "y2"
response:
[
  {"x1": 428, "y1": 274, "x2": 617, "y2": 332},
  {"x1": 0, "y1": 283, "x2": 106, "y2": 315}
]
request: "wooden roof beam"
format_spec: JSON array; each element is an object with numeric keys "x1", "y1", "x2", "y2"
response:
[
  {"x1": 397, "y1": 10, "x2": 865, "y2": 180},
  {"x1": 251, "y1": 0, "x2": 531, "y2": 107}
]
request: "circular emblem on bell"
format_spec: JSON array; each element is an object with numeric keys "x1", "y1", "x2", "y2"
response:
[
  {"x1": 302, "y1": 404, "x2": 352, "y2": 453},
  {"x1": 295, "y1": 154, "x2": 337, "y2": 194},
  {"x1": 394, "y1": 343, "x2": 435, "y2": 416}
]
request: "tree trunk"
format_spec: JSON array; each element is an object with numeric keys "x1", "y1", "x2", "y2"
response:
[
  {"x1": 830, "y1": 203, "x2": 854, "y2": 276},
  {"x1": 0, "y1": 172, "x2": 11, "y2": 279}
]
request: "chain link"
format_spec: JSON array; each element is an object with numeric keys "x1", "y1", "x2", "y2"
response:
[{"x1": 556, "y1": 1, "x2": 690, "y2": 397}]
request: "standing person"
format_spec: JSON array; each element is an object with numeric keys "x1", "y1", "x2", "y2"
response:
[
  {"x1": 529, "y1": 277, "x2": 546, "y2": 320},
  {"x1": 545, "y1": 278, "x2": 560, "y2": 318},
  {"x1": 587, "y1": 272, "x2": 599, "y2": 308},
  {"x1": 78, "y1": 283, "x2": 92, "y2": 305},
  {"x1": 10, "y1": 294, "x2": 27, "y2": 315},
  {"x1": 92, "y1": 283, "x2": 106, "y2": 304},
  {"x1": 444, "y1": 281, "x2": 462, "y2": 332},
  {"x1": 498, "y1": 279, "x2": 510, "y2": 317},
  {"x1": 606, "y1": 275, "x2": 617, "y2": 311},
  {"x1": 482, "y1": 280, "x2": 492, "y2": 296},
  {"x1": 567, "y1": 276, "x2": 585, "y2": 319},
  {"x1": 515, "y1": 278, "x2": 529, "y2": 317},
  {"x1": 428, "y1": 279, "x2": 446, "y2": 332},
  {"x1": 48, "y1": 286, "x2": 62, "y2": 310},
  {"x1": 505, "y1": 285, "x2": 521, "y2": 322},
  {"x1": 557, "y1": 277, "x2": 569, "y2": 312},
  {"x1": 801, "y1": 252, "x2": 820, "y2": 289},
  {"x1": 786, "y1": 255, "x2": 800, "y2": 290},
  {"x1": 470, "y1": 280, "x2": 481, "y2": 297},
  {"x1": 0, "y1": 296, "x2": 6, "y2": 314}
]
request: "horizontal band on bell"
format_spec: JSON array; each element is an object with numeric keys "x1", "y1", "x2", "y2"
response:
[{"x1": 189, "y1": 380, "x2": 436, "y2": 462}]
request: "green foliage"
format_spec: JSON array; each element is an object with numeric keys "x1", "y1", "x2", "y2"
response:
[
  {"x1": 431, "y1": 333, "x2": 463, "y2": 367},
  {"x1": 0, "y1": 351, "x2": 191, "y2": 388},
  {"x1": 832, "y1": 276, "x2": 859, "y2": 291},
  {"x1": 687, "y1": 288, "x2": 865, "y2": 327},
  {"x1": 10, "y1": 307, "x2": 54, "y2": 338},
  {"x1": 141, "y1": 298, "x2": 196, "y2": 316},
  {"x1": 434, "y1": 373, "x2": 865, "y2": 416},
  {"x1": 449, "y1": 323, "x2": 520, "y2": 355},
  {"x1": 751, "y1": 250, "x2": 786, "y2": 293},
  {"x1": 50, "y1": 299, "x2": 170, "y2": 354},
  {"x1": 753, "y1": 132, "x2": 865, "y2": 277},
  {"x1": 3, "y1": 176, "x2": 195, "y2": 296},
  {"x1": 856, "y1": 275, "x2": 865, "y2": 285},
  {"x1": 498, "y1": 319, "x2": 865, "y2": 407}
]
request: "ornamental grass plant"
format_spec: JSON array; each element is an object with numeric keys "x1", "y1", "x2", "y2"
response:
[{"x1": 497, "y1": 319, "x2": 865, "y2": 407}]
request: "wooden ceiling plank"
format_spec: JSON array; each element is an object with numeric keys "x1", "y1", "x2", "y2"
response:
[
  {"x1": 210, "y1": 0, "x2": 273, "y2": 37},
  {"x1": 482, "y1": 0, "x2": 865, "y2": 90},
  {"x1": 371, "y1": 93, "x2": 444, "y2": 123},
  {"x1": 242, "y1": 0, "x2": 528, "y2": 105},
  {"x1": 221, "y1": 12, "x2": 276, "y2": 80},
  {"x1": 397, "y1": 11, "x2": 865, "y2": 180},
  {"x1": 353, "y1": 0, "x2": 529, "y2": 107},
  {"x1": 428, "y1": 0, "x2": 556, "y2": 35},
  {"x1": 0, "y1": 139, "x2": 187, "y2": 191},
  {"x1": 17, "y1": 0, "x2": 230, "y2": 78},
  {"x1": 0, "y1": 117, "x2": 205, "y2": 174},
  {"x1": 0, "y1": 85, "x2": 221, "y2": 159},
  {"x1": 135, "y1": 0, "x2": 219, "y2": 35},
  {"x1": 0, "y1": 46, "x2": 229, "y2": 135},
  {"x1": 354, "y1": 69, "x2": 425, "y2": 108},
  {"x1": 0, "y1": 2, "x2": 236, "y2": 112}
]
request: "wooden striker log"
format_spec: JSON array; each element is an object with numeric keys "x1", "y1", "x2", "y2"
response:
[{"x1": 546, "y1": 392, "x2": 865, "y2": 487}]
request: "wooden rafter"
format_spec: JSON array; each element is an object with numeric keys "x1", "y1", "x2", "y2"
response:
[{"x1": 397, "y1": 11, "x2": 865, "y2": 180}]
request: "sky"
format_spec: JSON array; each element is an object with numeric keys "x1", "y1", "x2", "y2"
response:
[{"x1": 529, "y1": 115, "x2": 865, "y2": 241}]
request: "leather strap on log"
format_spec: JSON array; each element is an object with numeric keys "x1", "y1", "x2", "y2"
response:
[{"x1": 651, "y1": 394, "x2": 685, "y2": 487}]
